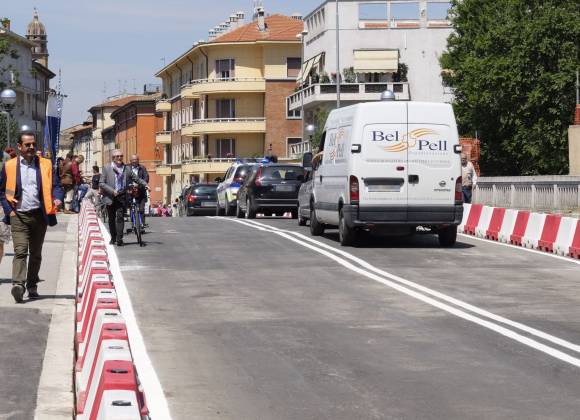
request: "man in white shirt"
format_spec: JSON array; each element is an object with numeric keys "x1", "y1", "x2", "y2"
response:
[{"x1": 461, "y1": 154, "x2": 478, "y2": 204}]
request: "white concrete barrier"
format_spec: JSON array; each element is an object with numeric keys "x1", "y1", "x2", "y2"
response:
[
  {"x1": 553, "y1": 217, "x2": 579, "y2": 256},
  {"x1": 522, "y1": 212, "x2": 547, "y2": 249},
  {"x1": 475, "y1": 206, "x2": 495, "y2": 238},
  {"x1": 498, "y1": 209, "x2": 519, "y2": 244},
  {"x1": 96, "y1": 390, "x2": 141, "y2": 420},
  {"x1": 458, "y1": 203, "x2": 471, "y2": 234}
]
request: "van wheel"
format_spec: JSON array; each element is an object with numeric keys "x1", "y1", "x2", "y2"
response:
[
  {"x1": 235, "y1": 200, "x2": 244, "y2": 218},
  {"x1": 310, "y1": 206, "x2": 325, "y2": 236},
  {"x1": 339, "y1": 209, "x2": 357, "y2": 246},
  {"x1": 438, "y1": 225, "x2": 457, "y2": 247},
  {"x1": 245, "y1": 198, "x2": 256, "y2": 219}
]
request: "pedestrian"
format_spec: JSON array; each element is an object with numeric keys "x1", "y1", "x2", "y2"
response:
[
  {"x1": 0, "y1": 129, "x2": 64, "y2": 302},
  {"x1": 84, "y1": 165, "x2": 101, "y2": 205},
  {"x1": 172, "y1": 198, "x2": 179, "y2": 217},
  {"x1": 461, "y1": 153, "x2": 478, "y2": 204},
  {"x1": 71, "y1": 154, "x2": 84, "y2": 213},
  {"x1": 0, "y1": 149, "x2": 14, "y2": 265},
  {"x1": 60, "y1": 153, "x2": 74, "y2": 213},
  {"x1": 99, "y1": 149, "x2": 147, "y2": 246},
  {"x1": 129, "y1": 154, "x2": 149, "y2": 226}
]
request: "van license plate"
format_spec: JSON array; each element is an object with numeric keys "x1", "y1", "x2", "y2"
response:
[{"x1": 368, "y1": 185, "x2": 400, "y2": 192}]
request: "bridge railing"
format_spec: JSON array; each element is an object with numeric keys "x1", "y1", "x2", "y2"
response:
[{"x1": 473, "y1": 176, "x2": 580, "y2": 212}]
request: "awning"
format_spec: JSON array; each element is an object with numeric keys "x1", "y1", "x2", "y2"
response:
[
  {"x1": 353, "y1": 50, "x2": 399, "y2": 73},
  {"x1": 297, "y1": 52, "x2": 325, "y2": 84}
]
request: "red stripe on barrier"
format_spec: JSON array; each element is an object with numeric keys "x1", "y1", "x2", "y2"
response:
[
  {"x1": 77, "y1": 282, "x2": 114, "y2": 322},
  {"x1": 537, "y1": 214, "x2": 562, "y2": 252},
  {"x1": 76, "y1": 300, "x2": 119, "y2": 351},
  {"x1": 510, "y1": 211, "x2": 530, "y2": 246},
  {"x1": 75, "y1": 323, "x2": 128, "y2": 373},
  {"x1": 485, "y1": 207, "x2": 506, "y2": 241},
  {"x1": 570, "y1": 222, "x2": 580, "y2": 259},
  {"x1": 463, "y1": 204, "x2": 483, "y2": 235}
]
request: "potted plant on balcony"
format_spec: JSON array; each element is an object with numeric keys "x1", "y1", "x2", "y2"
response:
[
  {"x1": 207, "y1": 154, "x2": 212, "y2": 161},
  {"x1": 393, "y1": 62, "x2": 408, "y2": 83},
  {"x1": 226, "y1": 152, "x2": 234, "y2": 159},
  {"x1": 342, "y1": 67, "x2": 356, "y2": 83},
  {"x1": 320, "y1": 72, "x2": 330, "y2": 83}
]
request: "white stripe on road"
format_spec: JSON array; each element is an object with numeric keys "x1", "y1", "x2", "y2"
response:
[
  {"x1": 213, "y1": 217, "x2": 580, "y2": 369},
  {"x1": 99, "y1": 220, "x2": 173, "y2": 420},
  {"x1": 239, "y1": 218, "x2": 580, "y2": 355}
]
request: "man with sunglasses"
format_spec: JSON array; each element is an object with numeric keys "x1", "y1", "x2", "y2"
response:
[
  {"x1": 100, "y1": 150, "x2": 147, "y2": 246},
  {"x1": 0, "y1": 128, "x2": 64, "y2": 303}
]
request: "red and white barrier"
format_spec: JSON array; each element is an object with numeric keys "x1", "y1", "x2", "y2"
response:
[
  {"x1": 459, "y1": 203, "x2": 579, "y2": 259},
  {"x1": 75, "y1": 203, "x2": 149, "y2": 419}
]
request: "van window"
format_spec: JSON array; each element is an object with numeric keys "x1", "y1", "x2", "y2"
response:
[{"x1": 319, "y1": 131, "x2": 327, "y2": 151}]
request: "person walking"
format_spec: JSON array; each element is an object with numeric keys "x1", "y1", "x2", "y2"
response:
[
  {"x1": 99, "y1": 150, "x2": 147, "y2": 246},
  {"x1": 71, "y1": 154, "x2": 84, "y2": 213},
  {"x1": 84, "y1": 165, "x2": 101, "y2": 205},
  {"x1": 461, "y1": 154, "x2": 478, "y2": 204},
  {"x1": 129, "y1": 155, "x2": 149, "y2": 227},
  {"x1": 0, "y1": 129, "x2": 64, "y2": 302},
  {"x1": 60, "y1": 153, "x2": 74, "y2": 213}
]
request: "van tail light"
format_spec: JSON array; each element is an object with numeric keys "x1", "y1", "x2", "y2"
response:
[
  {"x1": 455, "y1": 177, "x2": 462, "y2": 202},
  {"x1": 350, "y1": 175, "x2": 360, "y2": 203},
  {"x1": 255, "y1": 167, "x2": 263, "y2": 187},
  {"x1": 188, "y1": 195, "x2": 196, "y2": 203}
]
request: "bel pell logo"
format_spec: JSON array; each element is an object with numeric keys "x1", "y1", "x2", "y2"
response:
[{"x1": 371, "y1": 128, "x2": 448, "y2": 152}]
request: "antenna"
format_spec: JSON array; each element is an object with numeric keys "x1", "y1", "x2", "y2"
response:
[{"x1": 102, "y1": 82, "x2": 107, "y2": 101}]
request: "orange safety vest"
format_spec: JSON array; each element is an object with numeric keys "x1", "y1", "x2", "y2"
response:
[{"x1": 4, "y1": 157, "x2": 56, "y2": 215}]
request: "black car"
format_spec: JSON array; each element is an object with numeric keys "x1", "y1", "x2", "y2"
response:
[
  {"x1": 183, "y1": 184, "x2": 218, "y2": 216},
  {"x1": 236, "y1": 164, "x2": 304, "y2": 219}
]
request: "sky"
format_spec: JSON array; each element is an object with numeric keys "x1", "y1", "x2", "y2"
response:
[{"x1": 3, "y1": 0, "x2": 321, "y2": 128}]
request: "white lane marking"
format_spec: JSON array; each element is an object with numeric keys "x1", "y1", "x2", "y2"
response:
[
  {"x1": 457, "y1": 233, "x2": 580, "y2": 266},
  {"x1": 237, "y1": 218, "x2": 580, "y2": 354},
  {"x1": 99, "y1": 220, "x2": 173, "y2": 420},
  {"x1": 215, "y1": 217, "x2": 580, "y2": 369}
]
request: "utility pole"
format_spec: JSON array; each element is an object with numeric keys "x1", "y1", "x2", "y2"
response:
[{"x1": 336, "y1": 0, "x2": 341, "y2": 108}]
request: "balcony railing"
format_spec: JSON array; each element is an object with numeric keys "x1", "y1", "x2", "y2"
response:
[
  {"x1": 289, "y1": 141, "x2": 312, "y2": 158},
  {"x1": 155, "y1": 131, "x2": 172, "y2": 144},
  {"x1": 287, "y1": 82, "x2": 410, "y2": 111},
  {"x1": 155, "y1": 100, "x2": 171, "y2": 113},
  {"x1": 181, "y1": 118, "x2": 266, "y2": 136},
  {"x1": 181, "y1": 77, "x2": 266, "y2": 97},
  {"x1": 181, "y1": 158, "x2": 237, "y2": 174}
]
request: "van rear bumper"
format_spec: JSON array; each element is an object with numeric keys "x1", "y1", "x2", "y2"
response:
[{"x1": 342, "y1": 204, "x2": 463, "y2": 228}]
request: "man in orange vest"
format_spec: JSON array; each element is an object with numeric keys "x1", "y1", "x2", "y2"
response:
[{"x1": 0, "y1": 129, "x2": 64, "y2": 303}]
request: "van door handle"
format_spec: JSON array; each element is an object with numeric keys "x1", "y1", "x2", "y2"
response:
[{"x1": 408, "y1": 175, "x2": 419, "y2": 184}]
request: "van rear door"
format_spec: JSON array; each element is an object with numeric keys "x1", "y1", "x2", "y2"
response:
[
  {"x1": 406, "y1": 103, "x2": 459, "y2": 220},
  {"x1": 358, "y1": 103, "x2": 408, "y2": 221}
]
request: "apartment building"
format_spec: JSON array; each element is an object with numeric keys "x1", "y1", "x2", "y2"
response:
[
  {"x1": 155, "y1": 9, "x2": 303, "y2": 204},
  {"x1": 287, "y1": 0, "x2": 453, "y2": 138},
  {"x1": 110, "y1": 95, "x2": 164, "y2": 204},
  {"x1": 71, "y1": 119, "x2": 93, "y2": 174}
]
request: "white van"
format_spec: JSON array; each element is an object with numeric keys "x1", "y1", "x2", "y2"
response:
[{"x1": 303, "y1": 99, "x2": 464, "y2": 246}]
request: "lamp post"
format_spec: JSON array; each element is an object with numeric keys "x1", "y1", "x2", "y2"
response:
[
  {"x1": 0, "y1": 88, "x2": 17, "y2": 148},
  {"x1": 305, "y1": 123, "x2": 316, "y2": 153},
  {"x1": 335, "y1": 0, "x2": 341, "y2": 108},
  {"x1": 298, "y1": 30, "x2": 309, "y2": 141}
]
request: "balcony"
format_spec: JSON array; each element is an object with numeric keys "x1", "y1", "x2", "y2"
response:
[
  {"x1": 181, "y1": 78, "x2": 266, "y2": 98},
  {"x1": 155, "y1": 100, "x2": 171, "y2": 113},
  {"x1": 156, "y1": 164, "x2": 171, "y2": 176},
  {"x1": 181, "y1": 118, "x2": 266, "y2": 136},
  {"x1": 182, "y1": 158, "x2": 237, "y2": 174},
  {"x1": 156, "y1": 131, "x2": 171, "y2": 144},
  {"x1": 287, "y1": 82, "x2": 410, "y2": 111},
  {"x1": 289, "y1": 141, "x2": 312, "y2": 158}
]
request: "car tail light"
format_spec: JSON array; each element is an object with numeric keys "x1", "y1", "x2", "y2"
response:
[
  {"x1": 255, "y1": 167, "x2": 263, "y2": 187},
  {"x1": 350, "y1": 175, "x2": 359, "y2": 203},
  {"x1": 233, "y1": 176, "x2": 244, "y2": 184},
  {"x1": 188, "y1": 195, "x2": 196, "y2": 203},
  {"x1": 455, "y1": 177, "x2": 462, "y2": 202}
]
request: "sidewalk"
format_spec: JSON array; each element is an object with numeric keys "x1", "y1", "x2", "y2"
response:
[{"x1": 0, "y1": 214, "x2": 77, "y2": 420}]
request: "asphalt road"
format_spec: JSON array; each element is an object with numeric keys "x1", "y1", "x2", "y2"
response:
[{"x1": 116, "y1": 215, "x2": 580, "y2": 420}]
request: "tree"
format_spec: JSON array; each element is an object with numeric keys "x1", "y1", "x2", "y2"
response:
[
  {"x1": 0, "y1": 21, "x2": 20, "y2": 150},
  {"x1": 440, "y1": 0, "x2": 580, "y2": 175},
  {"x1": 310, "y1": 107, "x2": 330, "y2": 151}
]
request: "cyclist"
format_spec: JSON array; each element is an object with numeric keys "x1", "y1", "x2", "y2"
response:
[{"x1": 130, "y1": 154, "x2": 149, "y2": 228}]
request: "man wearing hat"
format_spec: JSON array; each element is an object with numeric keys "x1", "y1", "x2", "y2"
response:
[{"x1": 0, "y1": 127, "x2": 64, "y2": 303}]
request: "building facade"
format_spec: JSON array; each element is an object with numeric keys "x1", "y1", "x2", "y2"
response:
[
  {"x1": 110, "y1": 96, "x2": 164, "y2": 204},
  {"x1": 155, "y1": 10, "x2": 303, "y2": 204},
  {"x1": 71, "y1": 120, "x2": 93, "y2": 174},
  {"x1": 287, "y1": 0, "x2": 453, "y2": 137}
]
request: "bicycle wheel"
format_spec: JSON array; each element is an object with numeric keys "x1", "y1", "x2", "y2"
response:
[{"x1": 134, "y1": 208, "x2": 143, "y2": 246}]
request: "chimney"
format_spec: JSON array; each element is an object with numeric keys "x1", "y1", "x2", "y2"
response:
[
  {"x1": 229, "y1": 14, "x2": 238, "y2": 29},
  {"x1": 208, "y1": 29, "x2": 216, "y2": 41},
  {"x1": 257, "y1": 7, "x2": 266, "y2": 32},
  {"x1": 220, "y1": 21, "x2": 230, "y2": 33},
  {"x1": 1, "y1": 18, "x2": 10, "y2": 31},
  {"x1": 236, "y1": 11, "x2": 245, "y2": 25},
  {"x1": 291, "y1": 13, "x2": 303, "y2": 21}
]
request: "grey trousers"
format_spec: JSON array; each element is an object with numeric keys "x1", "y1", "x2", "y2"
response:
[{"x1": 10, "y1": 210, "x2": 47, "y2": 288}]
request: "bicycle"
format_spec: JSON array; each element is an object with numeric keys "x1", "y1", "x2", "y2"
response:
[{"x1": 126, "y1": 183, "x2": 145, "y2": 247}]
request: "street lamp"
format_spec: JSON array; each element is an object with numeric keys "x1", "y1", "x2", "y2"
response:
[
  {"x1": 0, "y1": 88, "x2": 17, "y2": 148},
  {"x1": 305, "y1": 123, "x2": 316, "y2": 152}
]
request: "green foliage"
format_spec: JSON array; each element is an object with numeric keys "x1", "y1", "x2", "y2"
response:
[
  {"x1": 320, "y1": 72, "x2": 331, "y2": 84},
  {"x1": 0, "y1": 27, "x2": 20, "y2": 91},
  {"x1": 393, "y1": 62, "x2": 408, "y2": 83},
  {"x1": 342, "y1": 67, "x2": 356, "y2": 83},
  {"x1": 0, "y1": 113, "x2": 18, "y2": 151},
  {"x1": 440, "y1": 0, "x2": 580, "y2": 175},
  {"x1": 310, "y1": 107, "x2": 331, "y2": 151}
]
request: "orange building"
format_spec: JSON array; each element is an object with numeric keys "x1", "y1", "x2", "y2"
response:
[{"x1": 110, "y1": 96, "x2": 164, "y2": 204}]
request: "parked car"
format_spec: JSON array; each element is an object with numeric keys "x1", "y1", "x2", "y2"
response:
[
  {"x1": 183, "y1": 184, "x2": 218, "y2": 216},
  {"x1": 303, "y1": 98, "x2": 463, "y2": 246},
  {"x1": 216, "y1": 160, "x2": 258, "y2": 216},
  {"x1": 236, "y1": 164, "x2": 304, "y2": 219}
]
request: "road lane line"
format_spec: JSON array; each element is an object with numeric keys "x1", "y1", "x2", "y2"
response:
[
  {"x1": 236, "y1": 218, "x2": 580, "y2": 355},
  {"x1": 215, "y1": 217, "x2": 580, "y2": 369},
  {"x1": 99, "y1": 220, "x2": 173, "y2": 420}
]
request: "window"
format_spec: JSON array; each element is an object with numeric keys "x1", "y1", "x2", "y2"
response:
[
  {"x1": 287, "y1": 138, "x2": 303, "y2": 156},
  {"x1": 286, "y1": 98, "x2": 301, "y2": 119},
  {"x1": 359, "y1": 3, "x2": 388, "y2": 20},
  {"x1": 216, "y1": 59, "x2": 235, "y2": 79},
  {"x1": 261, "y1": 166, "x2": 302, "y2": 181},
  {"x1": 287, "y1": 57, "x2": 301, "y2": 78},
  {"x1": 216, "y1": 139, "x2": 235, "y2": 158},
  {"x1": 427, "y1": 2, "x2": 451, "y2": 20},
  {"x1": 391, "y1": 2, "x2": 420, "y2": 20},
  {"x1": 216, "y1": 99, "x2": 235, "y2": 119}
]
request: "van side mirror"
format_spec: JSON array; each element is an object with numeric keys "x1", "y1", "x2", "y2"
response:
[
  {"x1": 351, "y1": 144, "x2": 361, "y2": 154},
  {"x1": 302, "y1": 152, "x2": 313, "y2": 169},
  {"x1": 453, "y1": 145, "x2": 462, "y2": 154}
]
